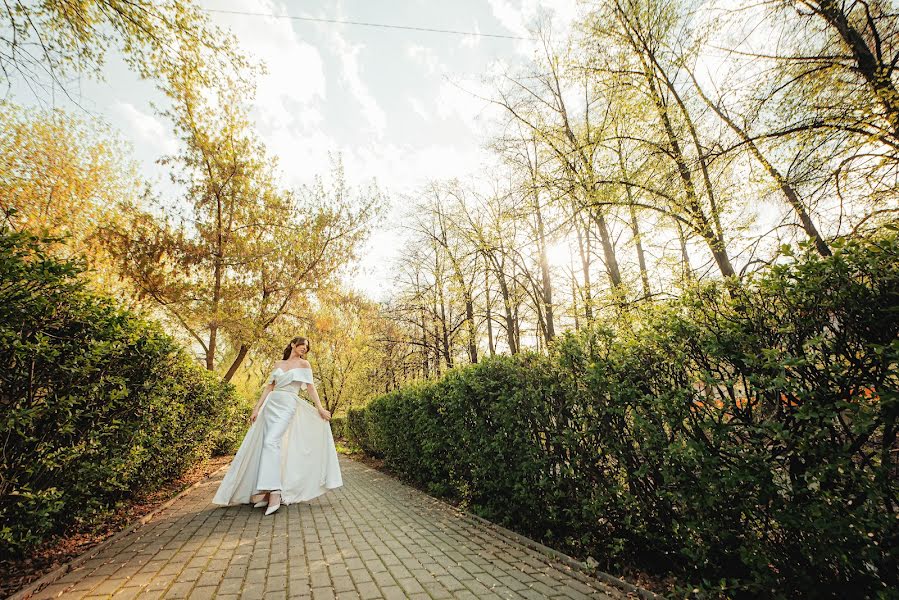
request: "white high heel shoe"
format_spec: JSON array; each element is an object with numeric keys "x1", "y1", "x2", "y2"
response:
[
  {"x1": 250, "y1": 493, "x2": 268, "y2": 508},
  {"x1": 265, "y1": 491, "x2": 281, "y2": 516}
]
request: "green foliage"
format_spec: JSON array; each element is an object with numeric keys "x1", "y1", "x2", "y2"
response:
[
  {"x1": 0, "y1": 1, "x2": 247, "y2": 93},
  {"x1": 329, "y1": 416, "x2": 347, "y2": 440},
  {"x1": 346, "y1": 408, "x2": 370, "y2": 452},
  {"x1": 348, "y1": 234, "x2": 899, "y2": 598},
  {"x1": 0, "y1": 228, "x2": 247, "y2": 557}
]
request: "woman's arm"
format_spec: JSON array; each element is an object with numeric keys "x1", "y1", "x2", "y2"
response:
[{"x1": 306, "y1": 382, "x2": 331, "y2": 421}]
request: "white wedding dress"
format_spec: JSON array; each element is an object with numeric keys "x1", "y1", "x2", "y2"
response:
[{"x1": 212, "y1": 366, "x2": 343, "y2": 506}]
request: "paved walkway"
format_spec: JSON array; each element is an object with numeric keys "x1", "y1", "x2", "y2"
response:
[{"x1": 28, "y1": 457, "x2": 630, "y2": 600}]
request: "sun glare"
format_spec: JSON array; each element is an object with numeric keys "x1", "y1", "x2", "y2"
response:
[{"x1": 545, "y1": 239, "x2": 573, "y2": 268}]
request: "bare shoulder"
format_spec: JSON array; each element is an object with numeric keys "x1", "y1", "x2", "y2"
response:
[
  {"x1": 297, "y1": 358, "x2": 312, "y2": 369},
  {"x1": 272, "y1": 359, "x2": 288, "y2": 369}
]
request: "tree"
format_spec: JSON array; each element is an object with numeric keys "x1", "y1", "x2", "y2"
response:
[
  {"x1": 707, "y1": 0, "x2": 899, "y2": 242},
  {"x1": 307, "y1": 293, "x2": 381, "y2": 415},
  {"x1": 493, "y1": 40, "x2": 625, "y2": 294},
  {"x1": 790, "y1": 0, "x2": 899, "y2": 152},
  {"x1": 103, "y1": 66, "x2": 381, "y2": 380},
  {"x1": 685, "y1": 65, "x2": 832, "y2": 256},
  {"x1": 0, "y1": 0, "x2": 240, "y2": 99},
  {"x1": 0, "y1": 103, "x2": 137, "y2": 284},
  {"x1": 409, "y1": 184, "x2": 482, "y2": 363},
  {"x1": 578, "y1": 0, "x2": 738, "y2": 278}
]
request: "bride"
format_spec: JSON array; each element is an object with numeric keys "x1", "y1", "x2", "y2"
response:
[{"x1": 213, "y1": 336, "x2": 343, "y2": 515}]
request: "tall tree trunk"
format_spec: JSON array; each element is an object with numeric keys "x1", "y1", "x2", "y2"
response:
[
  {"x1": 512, "y1": 263, "x2": 521, "y2": 351},
  {"x1": 658, "y1": 64, "x2": 729, "y2": 251},
  {"x1": 485, "y1": 268, "x2": 495, "y2": 357},
  {"x1": 570, "y1": 252, "x2": 580, "y2": 331},
  {"x1": 589, "y1": 206, "x2": 624, "y2": 288},
  {"x1": 436, "y1": 209, "x2": 478, "y2": 363},
  {"x1": 621, "y1": 14, "x2": 736, "y2": 277},
  {"x1": 617, "y1": 138, "x2": 651, "y2": 298},
  {"x1": 676, "y1": 219, "x2": 693, "y2": 281},
  {"x1": 495, "y1": 260, "x2": 519, "y2": 354},
  {"x1": 534, "y1": 192, "x2": 555, "y2": 341},
  {"x1": 811, "y1": 0, "x2": 899, "y2": 145},
  {"x1": 206, "y1": 325, "x2": 217, "y2": 371},
  {"x1": 465, "y1": 293, "x2": 478, "y2": 364},
  {"x1": 513, "y1": 297, "x2": 521, "y2": 353},
  {"x1": 655, "y1": 92, "x2": 735, "y2": 277},
  {"x1": 206, "y1": 189, "x2": 226, "y2": 371},
  {"x1": 223, "y1": 344, "x2": 248, "y2": 381},
  {"x1": 532, "y1": 285, "x2": 547, "y2": 345},
  {"x1": 417, "y1": 274, "x2": 430, "y2": 379},
  {"x1": 629, "y1": 204, "x2": 651, "y2": 299},
  {"x1": 500, "y1": 283, "x2": 518, "y2": 354},
  {"x1": 433, "y1": 244, "x2": 453, "y2": 370},
  {"x1": 575, "y1": 215, "x2": 593, "y2": 320},
  {"x1": 207, "y1": 253, "x2": 222, "y2": 371},
  {"x1": 433, "y1": 301, "x2": 441, "y2": 375},
  {"x1": 421, "y1": 311, "x2": 430, "y2": 379},
  {"x1": 438, "y1": 285, "x2": 452, "y2": 369}
]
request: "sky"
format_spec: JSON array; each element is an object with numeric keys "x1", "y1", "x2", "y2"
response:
[{"x1": 8, "y1": 0, "x2": 580, "y2": 301}]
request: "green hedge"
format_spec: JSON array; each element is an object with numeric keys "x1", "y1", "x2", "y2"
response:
[
  {"x1": 348, "y1": 233, "x2": 899, "y2": 598},
  {"x1": 329, "y1": 416, "x2": 348, "y2": 440},
  {"x1": 0, "y1": 229, "x2": 247, "y2": 557}
]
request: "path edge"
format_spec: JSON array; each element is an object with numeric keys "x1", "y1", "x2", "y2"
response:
[
  {"x1": 8, "y1": 463, "x2": 230, "y2": 600},
  {"x1": 345, "y1": 455, "x2": 668, "y2": 600},
  {"x1": 460, "y1": 509, "x2": 667, "y2": 600}
]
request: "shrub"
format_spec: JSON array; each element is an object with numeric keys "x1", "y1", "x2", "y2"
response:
[
  {"x1": 0, "y1": 228, "x2": 246, "y2": 557},
  {"x1": 329, "y1": 416, "x2": 347, "y2": 440},
  {"x1": 347, "y1": 233, "x2": 899, "y2": 598},
  {"x1": 346, "y1": 408, "x2": 367, "y2": 451}
]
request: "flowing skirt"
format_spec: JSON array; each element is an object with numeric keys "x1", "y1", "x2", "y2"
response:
[{"x1": 212, "y1": 391, "x2": 343, "y2": 506}]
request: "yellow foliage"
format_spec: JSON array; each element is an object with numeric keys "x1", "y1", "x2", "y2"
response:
[{"x1": 0, "y1": 103, "x2": 140, "y2": 290}]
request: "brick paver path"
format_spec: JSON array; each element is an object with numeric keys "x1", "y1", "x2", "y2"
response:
[{"x1": 30, "y1": 457, "x2": 629, "y2": 600}]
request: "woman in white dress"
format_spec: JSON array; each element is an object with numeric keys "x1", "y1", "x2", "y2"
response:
[{"x1": 212, "y1": 337, "x2": 343, "y2": 515}]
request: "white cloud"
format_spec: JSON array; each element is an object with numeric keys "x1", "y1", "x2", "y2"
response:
[
  {"x1": 435, "y1": 78, "x2": 494, "y2": 133},
  {"x1": 406, "y1": 44, "x2": 441, "y2": 75},
  {"x1": 201, "y1": 0, "x2": 344, "y2": 190},
  {"x1": 264, "y1": 127, "x2": 335, "y2": 188},
  {"x1": 112, "y1": 101, "x2": 178, "y2": 155},
  {"x1": 408, "y1": 97, "x2": 431, "y2": 121},
  {"x1": 326, "y1": 22, "x2": 387, "y2": 138},
  {"x1": 461, "y1": 21, "x2": 482, "y2": 49},
  {"x1": 197, "y1": 0, "x2": 554, "y2": 299},
  {"x1": 487, "y1": 0, "x2": 581, "y2": 54},
  {"x1": 205, "y1": 0, "x2": 327, "y2": 131},
  {"x1": 487, "y1": 0, "x2": 529, "y2": 36},
  {"x1": 357, "y1": 142, "x2": 489, "y2": 189}
]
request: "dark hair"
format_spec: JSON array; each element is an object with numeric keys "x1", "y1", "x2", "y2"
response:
[{"x1": 282, "y1": 336, "x2": 310, "y2": 360}]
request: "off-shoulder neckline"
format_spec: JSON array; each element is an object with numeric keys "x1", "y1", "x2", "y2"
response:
[{"x1": 272, "y1": 366, "x2": 312, "y2": 374}]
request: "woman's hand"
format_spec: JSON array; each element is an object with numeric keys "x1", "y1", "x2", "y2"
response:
[
  {"x1": 250, "y1": 407, "x2": 260, "y2": 424},
  {"x1": 317, "y1": 407, "x2": 332, "y2": 421}
]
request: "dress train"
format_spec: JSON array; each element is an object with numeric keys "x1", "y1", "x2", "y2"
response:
[{"x1": 212, "y1": 367, "x2": 343, "y2": 506}]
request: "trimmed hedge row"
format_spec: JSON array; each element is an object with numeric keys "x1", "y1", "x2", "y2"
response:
[
  {"x1": 329, "y1": 416, "x2": 347, "y2": 440},
  {"x1": 348, "y1": 233, "x2": 899, "y2": 598},
  {"x1": 0, "y1": 229, "x2": 248, "y2": 557}
]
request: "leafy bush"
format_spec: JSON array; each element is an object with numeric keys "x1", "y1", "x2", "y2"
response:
[
  {"x1": 329, "y1": 416, "x2": 347, "y2": 440},
  {"x1": 346, "y1": 409, "x2": 367, "y2": 450},
  {"x1": 348, "y1": 233, "x2": 899, "y2": 598},
  {"x1": 0, "y1": 228, "x2": 247, "y2": 557}
]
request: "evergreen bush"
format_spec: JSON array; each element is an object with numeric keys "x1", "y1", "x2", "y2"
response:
[
  {"x1": 347, "y1": 233, "x2": 899, "y2": 598},
  {"x1": 0, "y1": 228, "x2": 247, "y2": 557}
]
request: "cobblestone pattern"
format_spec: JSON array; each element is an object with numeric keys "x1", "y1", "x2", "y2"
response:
[{"x1": 28, "y1": 457, "x2": 628, "y2": 599}]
